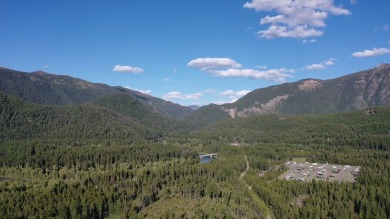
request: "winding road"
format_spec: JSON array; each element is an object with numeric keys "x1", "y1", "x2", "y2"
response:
[
  {"x1": 240, "y1": 154, "x2": 272, "y2": 219},
  {"x1": 240, "y1": 155, "x2": 250, "y2": 178}
]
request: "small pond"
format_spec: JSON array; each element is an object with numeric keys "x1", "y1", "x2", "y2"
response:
[{"x1": 200, "y1": 156, "x2": 216, "y2": 164}]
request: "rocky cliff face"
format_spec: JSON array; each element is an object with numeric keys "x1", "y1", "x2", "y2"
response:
[
  {"x1": 192, "y1": 64, "x2": 390, "y2": 120},
  {"x1": 339, "y1": 63, "x2": 390, "y2": 111}
]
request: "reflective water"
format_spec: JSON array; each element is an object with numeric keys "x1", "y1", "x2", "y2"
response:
[{"x1": 200, "y1": 156, "x2": 215, "y2": 164}]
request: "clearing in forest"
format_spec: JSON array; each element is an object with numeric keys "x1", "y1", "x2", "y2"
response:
[{"x1": 279, "y1": 161, "x2": 360, "y2": 183}]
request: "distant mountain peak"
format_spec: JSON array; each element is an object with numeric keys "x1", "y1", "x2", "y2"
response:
[
  {"x1": 298, "y1": 79, "x2": 323, "y2": 92},
  {"x1": 32, "y1": 71, "x2": 50, "y2": 75},
  {"x1": 189, "y1": 64, "x2": 390, "y2": 123},
  {"x1": 187, "y1": 105, "x2": 200, "y2": 111},
  {"x1": 0, "y1": 67, "x2": 193, "y2": 119},
  {"x1": 374, "y1": 63, "x2": 390, "y2": 72},
  {"x1": 376, "y1": 63, "x2": 390, "y2": 68}
]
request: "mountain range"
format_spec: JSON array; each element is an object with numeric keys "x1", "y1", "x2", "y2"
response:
[
  {"x1": 191, "y1": 63, "x2": 390, "y2": 124},
  {"x1": 192, "y1": 106, "x2": 390, "y2": 150},
  {"x1": 0, "y1": 67, "x2": 192, "y2": 119},
  {"x1": 1, "y1": 64, "x2": 389, "y2": 125},
  {"x1": 1, "y1": 65, "x2": 389, "y2": 219}
]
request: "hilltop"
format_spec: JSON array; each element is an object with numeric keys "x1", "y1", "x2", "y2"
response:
[
  {"x1": 0, "y1": 65, "x2": 389, "y2": 218},
  {"x1": 0, "y1": 67, "x2": 192, "y2": 119},
  {"x1": 191, "y1": 64, "x2": 390, "y2": 124},
  {"x1": 1, "y1": 64, "x2": 389, "y2": 124}
]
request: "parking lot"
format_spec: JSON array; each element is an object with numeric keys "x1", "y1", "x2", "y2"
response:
[{"x1": 279, "y1": 161, "x2": 360, "y2": 183}]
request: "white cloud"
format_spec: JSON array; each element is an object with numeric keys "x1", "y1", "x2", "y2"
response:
[
  {"x1": 188, "y1": 57, "x2": 293, "y2": 82},
  {"x1": 351, "y1": 48, "x2": 390, "y2": 58},
  {"x1": 210, "y1": 68, "x2": 293, "y2": 83},
  {"x1": 124, "y1": 86, "x2": 152, "y2": 95},
  {"x1": 302, "y1": 39, "x2": 317, "y2": 44},
  {"x1": 324, "y1": 58, "x2": 335, "y2": 66},
  {"x1": 163, "y1": 78, "x2": 173, "y2": 82},
  {"x1": 258, "y1": 25, "x2": 323, "y2": 39},
  {"x1": 113, "y1": 65, "x2": 144, "y2": 74},
  {"x1": 306, "y1": 64, "x2": 327, "y2": 70},
  {"x1": 135, "y1": 89, "x2": 152, "y2": 95},
  {"x1": 350, "y1": 0, "x2": 357, "y2": 5},
  {"x1": 256, "y1": 65, "x2": 267, "y2": 69},
  {"x1": 244, "y1": 0, "x2": 351, "y2": 39},
  {"x1": 383, "y1": 24, "x2": 389, "y2": 31},
  {"x1": 212, "y1": 100, "x2": 231, "y2": 105},
  {"x1": 305, "y1": 58, "x2": 335, "y2": 70},
  {"x1": 163, "y1": 91, "x2": 203, "y2": 101},
  {"x1": 219, "y1": 90, "x2": 251, "y2": 99},
  {"x1": 187, "y1": 58, "x2": 241, "y2": 70}
]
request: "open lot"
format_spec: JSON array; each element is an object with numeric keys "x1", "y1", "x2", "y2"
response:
[{"x1": 279, "y1": 161, "x2": 360, "y2": 183}]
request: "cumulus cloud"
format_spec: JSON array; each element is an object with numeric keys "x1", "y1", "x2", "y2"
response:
[
  {"x1": 244, "y1": 0, "x2": 350, "y2": 39},
  {"x1": 188, "y1": 57, "x2": 293, "y2": 83},
  {"x1": 135, "y1": 89, "x2": 152, "y2": 95},
  {"x1": 219, "y1": 90, "x2": 251, "y2": 100},
  {"x1": 113, "y1": 65, "x2": 144, "y2": 74},
  {"x1": 258, "y1": 25, "x2": 323, "y2": 39},
  {"x1": 211, "y1": 68, "x2": 293, "y2": 83},
  {"x1": 187, "y1": 58, "x2": 242, "y2": 70},
  {"x1": 302, "y1": 39, "x2": 317, "y2": 44},
  {"x1": 212, "y1": 100, "x2": 232, "y2": 105},
  {"x1": 163, "y1": 91, "x2": 203, "y2": 101},
  {"x1": 124, "y1": 86, "x2": 152, "y2": 95},
  {"x1": 305, "y1": 58, "x2": 335, "y2": 70},
  {"x1": 351, "y1": 48, "x2": 390, "y2": 58}
]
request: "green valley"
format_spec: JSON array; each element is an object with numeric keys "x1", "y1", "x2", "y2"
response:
[{"x1": 0, "y1": 66, "x2": 389, "y2": 218}]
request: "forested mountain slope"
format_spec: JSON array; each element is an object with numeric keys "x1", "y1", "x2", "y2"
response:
[
  {"x1": 193, "y1": 107, "x2": 390, "y2": 150},
  {"x1": 190, "y1": 64, "x2": 390, "y2": 123},
  {"x1": 0, "y1": 93, "x2": 160, "y2": 144},
  {"x1": 90, "y1": 93, "x2": 199, "y2": 134},
  {"x1": 1, "y1": 66, "x2": 389, "y2": 218},
  {"x1": 0, "y1": 67, "x2": 192, "y2": 119},
  {"x1": 1, "y1": 91, "x2": 389, "y2": 218},
  {"x1": 183, "y1": 103, "x2": 231, "y2": 125}
]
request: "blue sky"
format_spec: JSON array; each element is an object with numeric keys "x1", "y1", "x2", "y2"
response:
[{"x1": 1, "y1": 0, "x2": 389, "y2": 106}]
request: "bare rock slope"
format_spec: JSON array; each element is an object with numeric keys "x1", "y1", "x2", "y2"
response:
[{"x1": 192, "y1": 64, "x2": 390, "y2": 122}]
